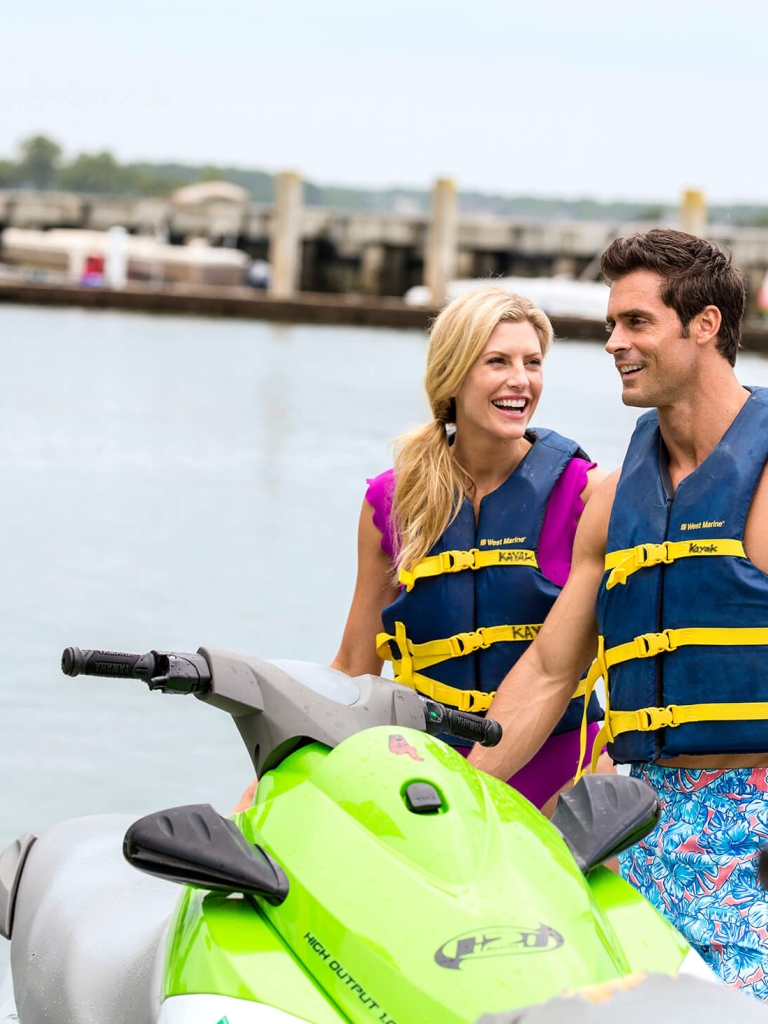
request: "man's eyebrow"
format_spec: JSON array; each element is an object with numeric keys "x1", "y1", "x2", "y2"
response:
[{"x1": 613, "y1": 307, "x2": 656, "y2": 321}]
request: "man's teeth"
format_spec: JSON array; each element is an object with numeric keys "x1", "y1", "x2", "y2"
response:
[
  {"x1": 620, "y1": 365, "x2": 643, "y2": 375},
  {"x1": 493, "y1": 399, "x2": 526, "y2": 409}
]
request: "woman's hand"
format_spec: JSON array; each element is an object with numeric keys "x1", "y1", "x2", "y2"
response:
[{"x1": 231, "y1": 777, "x2": 258, "y2": 814}]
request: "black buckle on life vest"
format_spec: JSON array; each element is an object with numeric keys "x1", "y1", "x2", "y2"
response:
[{"x1": 388, "y1": 638, "x2": 403, "y2": 661}]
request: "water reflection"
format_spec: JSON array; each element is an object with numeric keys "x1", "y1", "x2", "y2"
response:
[{"x1": 258, "y1": 325, "x2": 293, "y2": 507}]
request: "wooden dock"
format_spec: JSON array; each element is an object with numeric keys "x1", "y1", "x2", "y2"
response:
[
  {"x1": 0, "y1": 279, "x2": 432, "y2": 329},
  {"x1": 2, "y1": 278, "x2": 768, "y2": 354}
]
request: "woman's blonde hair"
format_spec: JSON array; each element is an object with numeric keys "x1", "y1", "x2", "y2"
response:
[{"x1": 392, "y1": 286, "x2": 553, "y2": 575}]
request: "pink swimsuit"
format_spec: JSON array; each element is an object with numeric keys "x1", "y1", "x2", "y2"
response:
[{"x1": 366, "y1": 458, "x2": 602, "y2": 809}]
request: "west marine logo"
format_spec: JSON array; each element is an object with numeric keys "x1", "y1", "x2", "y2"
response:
[
  {"x1": 680, "y1": 519, "x2": 725, "y2": 532},
  {"x1": 434, "y1": 924, "x2": 564, "y2": 970}
]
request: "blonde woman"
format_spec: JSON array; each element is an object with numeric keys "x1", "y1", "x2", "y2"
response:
[{"x1": 331, "y1": 286, "x2": 608, "y2": 812}]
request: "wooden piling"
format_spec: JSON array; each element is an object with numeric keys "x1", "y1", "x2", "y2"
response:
[
  {"x1": 269, "y1": 171, "x2": 303, "y2": 298},
  {"x1": 680, "y1": 189, "x2": 707, "y2": 238},
  {"x1": 424, "y1": 178, "x2": 458, "y2": 306}
]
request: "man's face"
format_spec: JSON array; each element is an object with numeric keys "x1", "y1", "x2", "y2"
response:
[{"x1": 605, "y1": 270, "x2": 696, "y2": 409}]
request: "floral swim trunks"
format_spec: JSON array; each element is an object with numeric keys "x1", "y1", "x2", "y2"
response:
[{"x1": 619, "y1": 763, "x2": 768, "y2": 1000}]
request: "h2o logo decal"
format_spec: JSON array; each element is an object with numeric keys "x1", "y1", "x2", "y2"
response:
[{"x1": 434, "y1": 925, "x2": 564, "y2": 969}]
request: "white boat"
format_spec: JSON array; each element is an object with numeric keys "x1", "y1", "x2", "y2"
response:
[
  {"x1": 0, "y1": 227, "x2": 249, "y2": 288},
  {"x1": 405, "y1": 276, "x2": 610, "y2": 321}
]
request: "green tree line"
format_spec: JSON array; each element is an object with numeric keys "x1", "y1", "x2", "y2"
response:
[{"x1": 2, "y1": 134, "x2": 768, "y2": 226}]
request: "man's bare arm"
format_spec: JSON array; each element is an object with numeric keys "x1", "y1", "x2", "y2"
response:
[{"x1": 468, "y1": 471, "x2": 617, "y2": 780}]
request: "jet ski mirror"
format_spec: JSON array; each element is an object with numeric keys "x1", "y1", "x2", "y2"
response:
[
  {"x1": 123, "y1": 804, "x2": 288, "y2": 905},
  {"x1": 550, "y1": 775, "x2": 659, "y2": 874}
]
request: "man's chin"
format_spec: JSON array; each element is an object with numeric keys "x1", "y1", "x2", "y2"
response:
[{"x1": 620, "y1": 387, "x2": 653, "y2": 408}]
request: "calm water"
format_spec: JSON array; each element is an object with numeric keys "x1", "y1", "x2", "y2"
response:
[{"x1": 2, "y1": 304, "x2": 768, "y2": 853}]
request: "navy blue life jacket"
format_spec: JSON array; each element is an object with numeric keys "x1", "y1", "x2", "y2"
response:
[
  {"x1": 595, "y1": 387, "x2": 768, "y2": 763},
  {"x1": 379, "y1": 429, "x2": 604, "y2": 739}
]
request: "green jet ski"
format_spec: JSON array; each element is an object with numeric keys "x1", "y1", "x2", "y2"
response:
[{"x1": 0, "y1": 645, "x2": 760, "y2": 1024}]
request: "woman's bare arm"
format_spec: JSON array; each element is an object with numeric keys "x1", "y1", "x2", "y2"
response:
[
  {"x1": 331, "y1": 499, "x2": 400, "y2": 677},
  {"x1": 581, "y1": 464, "x2": 610, "y2": 503}
]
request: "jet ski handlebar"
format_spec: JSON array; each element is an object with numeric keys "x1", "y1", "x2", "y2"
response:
[
  {"x1": 60, "y1": 646, "x2": 502, "y2": 746},
  {"x1": 61, "y1": 646, "x2": 212, "y2": 695},
  {"x1": 418, "y1": 696, "x2": 502, "y2": 747}
]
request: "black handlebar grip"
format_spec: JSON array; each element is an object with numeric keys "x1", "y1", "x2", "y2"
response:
[
  {"x1": 478, "y1": 717, "x2": 503, "y2": 747},
  {"x1": 61, "y1": 647, "x2": 157, "y2": 680},
  {"x1": 445, "y1": 709, "x2": 503, "y2": 747}
]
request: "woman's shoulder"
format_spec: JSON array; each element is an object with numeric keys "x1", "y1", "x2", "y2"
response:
[
  {"x1": 561, "y1": 454, "x2": 597, "y2": 491},
  {"x1": 543, "y1": 456, "x2": 599, "y2": 533},
  {"x1": 538, "y1": 456, "x2": 600, "y2": 586},
  {"x1": 366, "y1": 466, "x2": 394, "y2": 490},
  {"x1": 364, "y1": 468, "x2": 396, "y2": 559},
  {"x1": 365, "y1": 467, "x2": 395, "y2": 511},
  {"x1": 580, "y1": 463, "x2": 610, "y2": 504}
]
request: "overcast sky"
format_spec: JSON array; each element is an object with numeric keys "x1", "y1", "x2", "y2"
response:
[{"x1": 5, "y1": 1, "x2": 767, "y2": 203}]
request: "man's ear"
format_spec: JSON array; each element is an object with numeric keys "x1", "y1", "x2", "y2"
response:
[{"x1": 693, "y1": 304, "x2": 722, "y2": 346}]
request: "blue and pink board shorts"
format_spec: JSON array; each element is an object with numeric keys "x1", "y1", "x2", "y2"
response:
[{"x1": 620, "y1": 763, "x2": 768, "y2": 1001}]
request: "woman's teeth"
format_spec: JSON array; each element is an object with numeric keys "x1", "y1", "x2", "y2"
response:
[{"x1": 493, "y1": 399, "x2": 526, "y2": 409}]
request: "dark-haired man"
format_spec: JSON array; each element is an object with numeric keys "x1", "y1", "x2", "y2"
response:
[{"x1": 470, "y1": 228, "x2": 768, "y2": 997}]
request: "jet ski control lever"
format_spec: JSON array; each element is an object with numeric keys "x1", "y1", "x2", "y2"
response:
[
  {"x1": 419, "y1": 697, "x2": 503, "y2": 747},
  {"x1": 61, "y1": 646, "x2": 212, "y2": 695}
]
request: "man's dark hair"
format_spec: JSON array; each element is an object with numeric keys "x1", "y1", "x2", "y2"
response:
[{"x1": 600, "y1": 228, "x2": 746, "y2": 366}]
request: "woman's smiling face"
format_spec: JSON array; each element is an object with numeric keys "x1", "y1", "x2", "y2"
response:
[{"x1": 454, "y1": 320, "x2": 544, "y2": 445}]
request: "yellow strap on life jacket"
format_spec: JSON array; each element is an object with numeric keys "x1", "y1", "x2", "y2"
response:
[
  {"x1": 604, "y1": 539, "x2": 745, "y2": 590},
  {"x1": 376, "y1": 619, "x2": 587, "y2": 714},
  {"x1": 576, "y1": 636, "x2": 607, "y2": 782},
  {"x1": 399, "y1": 547, "x2": 538, "y2": 592},
  {"x1": 588, "y1": 701, "x2": 768, "y2": 777},
  {"x1": 386, "y1": 665, "x2": 587, "y2": 714},
  {"x1": 376, "y1": 621, "x2": 545, "y2": 668},
  {"x1": 576, "y1": 625, "x2": 768, "y2": 779},
  {"x1": 399, "y1": 670, "x2": 496, "y2": 713}
]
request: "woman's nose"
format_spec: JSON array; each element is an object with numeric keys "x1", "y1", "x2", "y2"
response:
[{"x1": 505, "y1": 361, "x2": 528, "y2": 387}]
